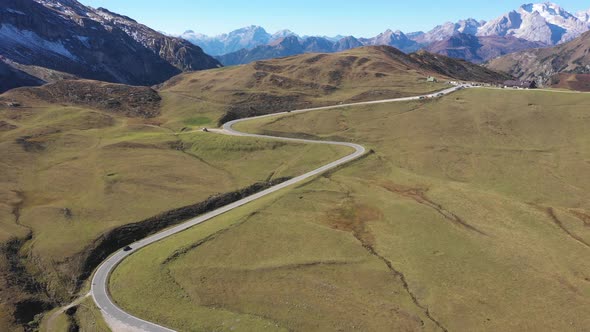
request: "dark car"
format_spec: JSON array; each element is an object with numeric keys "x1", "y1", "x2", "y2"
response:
[{"x1": 123, "y1": 246, "x2": 133, "y2": 252}]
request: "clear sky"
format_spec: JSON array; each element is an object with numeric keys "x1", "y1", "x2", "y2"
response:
[{"x1": 80, "y1": 1, "x2": 589, "y2": 37}]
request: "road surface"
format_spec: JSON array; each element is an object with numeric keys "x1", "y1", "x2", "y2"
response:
[{"x1": 91, "y1": 85, "x2": 464, "y2": 332}]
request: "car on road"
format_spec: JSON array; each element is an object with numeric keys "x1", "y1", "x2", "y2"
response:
[{"x1": 123, "y1": 246, "x2": 133, "y2": 252}]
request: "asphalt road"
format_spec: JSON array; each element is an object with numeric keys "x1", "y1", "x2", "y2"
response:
[{"x1": 91, "y1": 85, "x2": 463, "y2": 332}]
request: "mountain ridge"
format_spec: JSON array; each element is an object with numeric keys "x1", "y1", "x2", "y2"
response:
[
  {"x1": 183, "y1": 2, "x2": 590, "y2": 65},
  {"x1": 0, "y1": 0, "x2": 220, "y2": 92},
  {"x1": 487, "y1": 30, "x2": 590, "y2": 88}
]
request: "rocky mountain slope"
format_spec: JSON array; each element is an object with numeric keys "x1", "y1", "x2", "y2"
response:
[
  {"x1": 359, "y1": 29, "x2": 420, "y2": 52},
  {"x1": 408, "y1": 50, "x2": 511, "y2": 83},
  {"x1": 0, "y1": 58, "x2": 44, "y2": 93},
  {"x1": 487, "y1": 30, "x2": 590, "y2": 88},
  {"x1": 413, "y1": 19, "x2": 486, "y2": 44},
  {"x1": 425, "y1": 33, "x2": 546, "y2": 63},
  {"x1": 477, "y1": 3, "x2": 589, "y2": 45},
  {"x1": 0, "y1": 0, "x2": 220, "y2": 92},
  {"x1": 414, "y1": 2, "x2": 590, "y2": 46}
]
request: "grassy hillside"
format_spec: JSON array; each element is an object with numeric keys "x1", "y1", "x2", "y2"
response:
[
  {"x1": 112, "y1": 88, "x2": 590, "y2": 331},
  {"x1": 159, "y1": 46, "x2": 508, "y2": 125},
  {"x1": 0, "y1": 80, "x2": 350, "y2": 331}
]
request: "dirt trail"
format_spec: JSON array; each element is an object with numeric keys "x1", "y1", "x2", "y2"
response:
[{"x1": 43, "y1": 292, "x2": 90, "y2": 332}]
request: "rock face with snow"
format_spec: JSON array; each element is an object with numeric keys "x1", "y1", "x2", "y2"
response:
[
  {"x1": 0, "y1": 0, "x2": 220, "y2": 92},
  {"x1": 181, "y1": 26, "x2": 298, "y2": 56},
  {"x1": 413, "y1": 19, "x2": 486, "y2": 44},
  {"x1": 360, "y1": 29, "x2": 419, "y2": 53},
  {"x1": 487, "y1": 30, "x2": 590, "y2": 86},
  {"x1": 425, "y1": 33, "x2": 546, "y2": 63},
  {"x1": 477, "y1": 3, "x2": 590, "y2": 45},
  {"x1": 178, "y1": 3, "x2": 590, "y2": 68},
  {"x1": 0, "y1": 58, "x2": 45, "y2": 92},
  {"x1": 577, "y1": 9, "x2": 590, "y2": 23}
]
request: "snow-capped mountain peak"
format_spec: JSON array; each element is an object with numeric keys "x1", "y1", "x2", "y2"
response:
[
  {"x1": 477, "y1": 2, "x2": 590, "y2": 45},
  {"x1": 577, "y1": 9, "x2": 590, "y2": 23},
  {"x1": 271, "y1": 29, "x2": 298, "y2": 40},
  {"x1": 180, "y1": 26, "x2": 272, "y2": 55},
  {"x1": 411, "y1": 18, "x2": 485, "y2": 44}
]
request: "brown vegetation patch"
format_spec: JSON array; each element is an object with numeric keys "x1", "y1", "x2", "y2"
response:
[
  {"x1": 552, "y1": 74, "x2": 590, "y2": 92},
  {"x1": 326, "y1": 70, "x2": 342, "y2": 85},
  {"x1": 336, "y1": 56, "x2": 359, "y2": 68},
  {"x1": 323, "y1": 196, "x2": 449, "y2": 332},
  {"x1": 303, "y1": 54, "x2": 330, "y2": 64},
  {"x1": 24, "y1": 80, "x2": 161, "y2": 118},
  {"x1": 15, "y1": 129, "x2": 61, "y2": 152},
  {"x1": 324, "y1": 202, "x2": 382, "y2": 246},
  {"x1": 104, "y1": 141, "x2": 165, "y2": 150},
  {"x1": 252, "y1": 62, "x2": 285, "y2": 73},
  {"x1": 219, "y1": 93, "x2": 311, "y2": 125},
  {"x1": 267, "y1": 74, "x2": 335, "y2": 92},
  {"x1": 569, "y1": 210, "x2": 590, "y2": 227},
  {"x1": 0, "y1": 120, "x2": 17, "y2": 131},
  {"x1": 356, "y1": 57, "x2": 371, "y2": 67},
  {"x1": 545, "y1": 207, "x2": 590, "y2": 248}
]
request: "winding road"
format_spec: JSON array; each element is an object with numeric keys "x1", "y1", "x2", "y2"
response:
[{"x1": 91, "y1": 85, "x2": 464, "y2": 332}]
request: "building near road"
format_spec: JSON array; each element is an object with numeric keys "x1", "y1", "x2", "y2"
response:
[{"x1": 503, "y1": 80, "x2": 537, "y2": 89}]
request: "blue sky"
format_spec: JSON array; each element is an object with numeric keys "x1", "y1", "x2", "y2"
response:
[{"x1": 80, "y1": 1, "x2": 589, "y2": 37}]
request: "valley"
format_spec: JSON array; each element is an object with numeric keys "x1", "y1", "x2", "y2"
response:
[
  {"x1": 1, "y1": 1, "x2": 590, "y2": 331},
  {"x1": 0, "y1": 46, "x2": 461, "y2": 331},
  {"x1": 110, "y1": 87, "x2": 590, "y2": 331},
  {"x1": 0, "y1": 79, "x2": 351, "y2": 331}
]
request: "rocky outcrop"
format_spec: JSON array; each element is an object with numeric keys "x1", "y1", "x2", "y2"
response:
[
  {"x1": 487, "y1": 30, "x2": 590, "y2": 87},
  {"x1": 425, "y1": 33, "x2": 546, "y2": 63},
  {"x1": 0, "y1": 58, "x2": 45, "y2": 92},
  {"x1": 20, "y1": 80, "x2": 162, "y2": 117},
  {"x1": 409, "y1": 49, "x2": 512, "y2": 83}
]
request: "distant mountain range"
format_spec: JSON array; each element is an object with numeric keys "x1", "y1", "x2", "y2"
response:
[
  {"x1": 0, "y1": 0, "x2": 220, "y2": 92},
  {"x1": 181, "y1": 26, "x2": 296, "y2": 56},
  {"x1": 183, "y1": 2, "x2": 590, "y2": 65}
]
